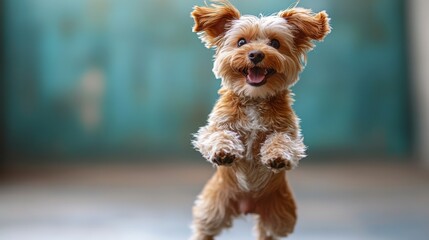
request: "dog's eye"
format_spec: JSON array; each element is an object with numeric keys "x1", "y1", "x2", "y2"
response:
[
  {"x1": 237, "y1": 38, "x2": 247, "y2": 47},
  {"x1": 269, "y1": 39, "x2": 280, "y2": 49}
]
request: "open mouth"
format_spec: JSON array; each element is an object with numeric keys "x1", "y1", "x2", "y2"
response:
[{"x1": 241, "y1": 67, "x2": 276, "y2": 87}]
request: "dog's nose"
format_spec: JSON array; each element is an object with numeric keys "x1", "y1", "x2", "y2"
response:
[{"x1": 248, "y1": 50, "x2": 265, "y2": 64}]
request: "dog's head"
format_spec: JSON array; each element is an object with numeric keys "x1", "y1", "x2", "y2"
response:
[{"x1": 191, "y1": 0, "x2": 331, "y2": 98}]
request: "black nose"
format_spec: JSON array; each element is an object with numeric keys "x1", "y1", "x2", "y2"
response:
[{"x1": 248, "y1": 50, "x2": 265, "y2": 64}]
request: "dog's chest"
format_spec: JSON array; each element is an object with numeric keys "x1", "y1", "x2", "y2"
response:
[
  {"x1": 233, "y1": 105, "x2": 272, "y2": 192},
  {"x1": 242, "y1": 105, "x2": 266, "y2": 160}
]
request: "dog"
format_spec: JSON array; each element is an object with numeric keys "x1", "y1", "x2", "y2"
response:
[{"x1": 190, "y1": 1, "x2": 330, "y2": 239}]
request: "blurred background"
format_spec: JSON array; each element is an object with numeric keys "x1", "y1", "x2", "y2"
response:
[{"x1": 1, "y1": 0, "x2": 429, "y2": 239}]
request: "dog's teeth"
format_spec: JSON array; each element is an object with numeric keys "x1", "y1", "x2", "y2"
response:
[{"x1": 264, "y1": 69, "x2": 268, "y2": 74}]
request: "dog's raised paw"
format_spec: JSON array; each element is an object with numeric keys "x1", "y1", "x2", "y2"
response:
[
  {"x1": 265, "y1": 157, "x2": 292, "y2": 172},
  {"x1": 212, "y1": 151, "x2": 236, "y2": 166}
]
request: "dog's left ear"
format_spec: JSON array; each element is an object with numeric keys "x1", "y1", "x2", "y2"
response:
[
  {"x1": 279, "y1": 8, "x2": 331, "y2": 53},
  {"x1": 191, "y1": 1, "x2": 240, "y2": 48}
]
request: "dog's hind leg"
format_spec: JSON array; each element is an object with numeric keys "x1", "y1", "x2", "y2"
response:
[
  {"x1": 190, "y1": 171, "x2": 238, "y2": 240},
  {"x1": 254, "y1": 181, "x2": 297, "y2": 240},
  {"x1": 254, "y1": 216, "x2": 278, "y2": 240}
]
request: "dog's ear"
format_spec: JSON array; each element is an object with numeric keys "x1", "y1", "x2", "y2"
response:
[
  {"x1": 279, "y1": 8, "x2": 331, "y2": 53},
  {"x1": 191, "y1": 0, "x2": 240, "y2": 48}
]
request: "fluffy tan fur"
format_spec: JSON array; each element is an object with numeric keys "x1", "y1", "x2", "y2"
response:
[{"x1": 190, "y1": 1, "x2": 330, "y2": 239}]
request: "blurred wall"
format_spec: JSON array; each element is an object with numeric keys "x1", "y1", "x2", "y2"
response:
[
  {"x1": 1, "y1": 0, "x2": 5, "y2": 160},
  {"x1": 409, "y1": 0, "x2": 429, "y2": 167},
  {"x1": 4, "y1": 0, "x2": 412, "y2": 163}
]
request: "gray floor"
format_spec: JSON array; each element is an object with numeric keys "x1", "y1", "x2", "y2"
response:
[{"x1": 1, "y1": 162, "x2": 428, "y2": 240}]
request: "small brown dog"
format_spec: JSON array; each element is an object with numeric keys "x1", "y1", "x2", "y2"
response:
[{"x1": 190, "y1": 1, "x2": 330, "y2": 239}]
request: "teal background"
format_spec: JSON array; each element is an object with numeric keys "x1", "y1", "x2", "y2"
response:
[{"x1": 4, "y1": 0, "x2": 411, "y2": 162}]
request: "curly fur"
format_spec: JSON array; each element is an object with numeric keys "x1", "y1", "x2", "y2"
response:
[{"x1": 190, "y1": 1, "x2": 330, "y2": 239}]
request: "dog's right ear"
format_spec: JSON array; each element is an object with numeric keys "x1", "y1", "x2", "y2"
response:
[
  {"x1": 191, "y1": 0, "x2": 240, "y2": 48},
  {"x1": 279, "y1": 8, "x2": 331, "y2": 54}
]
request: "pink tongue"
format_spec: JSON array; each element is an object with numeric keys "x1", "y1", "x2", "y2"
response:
[{"x1": 247, "y1": 68, "x2": 266, "y2": 83}]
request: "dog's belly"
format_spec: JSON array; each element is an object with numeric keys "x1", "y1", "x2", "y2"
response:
[
  {"x1": 238, "y1": 197, "x2": 256, "y2": 214},
  {"x1": 234, "y1": 159, "x2": 273, "y2": 192}
]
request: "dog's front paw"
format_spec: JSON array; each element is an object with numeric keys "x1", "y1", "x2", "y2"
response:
[
  {"x1": 263, "y1": 157, "x2": 293, "y2": 172},
  {"x1": 211, "y1": 151, "x2": 236, "y2": 166},
  {"x1": 260, "y1": 132, "x2": 306, "y2": 172}
]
